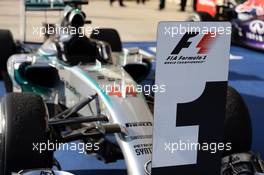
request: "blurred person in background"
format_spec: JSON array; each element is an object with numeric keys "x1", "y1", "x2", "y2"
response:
[
  {"x1": 159, "y1": 0, "x2": 165, "y2": 10},
  {"x1": 180, "y1": 0, "x2": 198, "y2": 11},
  {"x1": 160, "y1": 0, "x2": 197, "y2": 11},
  {"x1": 110, "y1": 0, "x2": 126, "y2": 7},
  {"x1": 180, "y1": 0, "x2": 187, "y2": 11},
  {"x1": 193, "y1": 0, "x2": 197, "y2": 10},
  {"x1": 137, "y1": 0, "x2": 146, "y2": 4}
]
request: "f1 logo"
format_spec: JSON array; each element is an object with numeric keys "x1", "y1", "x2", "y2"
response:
[{"x1": 171, "y1": 32, "x2": 216, "y2": 55}]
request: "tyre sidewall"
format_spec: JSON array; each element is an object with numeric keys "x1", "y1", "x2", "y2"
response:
[{"x1": 0, "y1": 93, "x2": 53, "y2": 174}]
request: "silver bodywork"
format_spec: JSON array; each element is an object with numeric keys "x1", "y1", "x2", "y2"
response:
[{"x1": 7, "y1": 37, "x2": 153, "y2": 175}]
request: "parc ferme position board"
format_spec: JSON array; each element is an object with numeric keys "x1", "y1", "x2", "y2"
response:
[{"x1": 152, "y1": 22, "x2": 231, "y2": 175}]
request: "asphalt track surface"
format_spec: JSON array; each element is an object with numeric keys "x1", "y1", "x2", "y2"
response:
[{"x1": 0, "y1": 42, "x2": 263, "y2": 173}]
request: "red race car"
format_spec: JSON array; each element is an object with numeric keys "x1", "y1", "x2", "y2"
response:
[{"x1": 188, "y1": 0, "x2": 264, "y2": 51}]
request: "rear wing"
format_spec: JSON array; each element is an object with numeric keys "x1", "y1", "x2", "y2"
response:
[
  {"x1": 25, "y1": 0, "x2": 65, "y2": 11},
  {"x1": 21, "y1": 0, "x2": 66, "y2": 42},
  {"x1": 24, "y1": 0, "x2": 88, "y2": 11},
  {"x1": 21, "y1": 0, "x2": 88, "y2": 42}
]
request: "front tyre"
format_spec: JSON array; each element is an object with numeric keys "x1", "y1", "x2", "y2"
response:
[
  {"x1": 0, "y1": 30, "x2": 16, "y2": 91},
  {"x1": 223, "y1": 86, "x2": 252, "y2": 156},
  {"x1": 0, "y1": 93, "x2": 53, "y2": 175}
]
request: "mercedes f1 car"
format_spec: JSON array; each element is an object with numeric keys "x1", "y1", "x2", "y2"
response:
[
  {"x1": 0, "y1": 0, "x2": 263, "y2": 175},
  {"x1": 188, "y1": 0, "x2": 264, "y2": 52}
]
